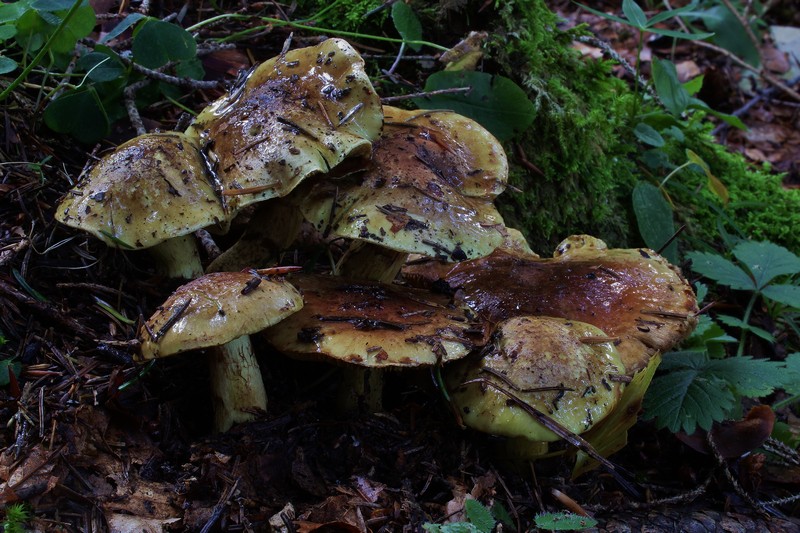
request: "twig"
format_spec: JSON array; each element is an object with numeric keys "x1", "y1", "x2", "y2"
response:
[
  {"x1": 381, "y1": 86, "x2": 471, "y2": 103},
  {"x1": 663, "y1": 0, "x2": 800, "y2": 103},
  {"x1": 576, "y1": 34, "x2": 658, "y2": 101},
  {"x1": 123, "y1": 79, "x2": 149, "y2": 135},
  {"x1": 118, "y1": 56, "x2": 223, "y2": 91}
]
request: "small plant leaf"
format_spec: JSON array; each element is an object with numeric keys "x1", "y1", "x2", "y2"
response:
[
  {"x1": 414, "y1": 70, "x2": 536, "y2": 141},
  {"x1": 132, "y1": 19, "x2": 196, "y2": 69},
  {"x1": 77, "y1": 50, "x2": 125, "y2": 82},
  {"x1": 0, "y1": 359, "x2": 21, "y2": 387},
  {"x1": 633, "y1": 122, "x2": 665, "y2": 147},
  {"x1": 534, "y1": 511, "x2": 598, "y2": 531},
  {"x1": 761, "y1": 284, "x2": 800, "y2": 309},
  {"x1": 732, "y1": 241, "x2": 800, "y2": 290},
  {"x1": 632, "y1": 181, "x2": 677, "y2": 263},
  {"x1": 464, "y1": 499, "x2": 494, "y2": 533},
  {"x1": 705, "y1": 355, "x2": 785, "y2": 397},
  {"x1": 391, "y1": 1, "x2": 422, "y2": 52},
  {"x1": 643, "y1": 351, "x2": 736, "y2": 433},
  {"x1": 576, "y1": 3, "x2": 630, "y2": 26},
  {"x1": 100, "y1": 12, "x2": 145, "y2": 43},
  {"x1": 621, "y1": 0, "x2": 648, "y2": 29},
  {"x1": 0, "y1": 55, "x2": 17, "y2": 74},
  {"x1": 645, "y1": 26, "x2": 713, "y2": 40},
  {"x1": 44, "y1": 86, "x2": 110, "y2": 143},
  {"x1": 0, "y1": 24, "x2": 16, "y2": 40},
  {"x1": 686, "y1": 250, "x2": 755, "y2": 291},
  {"x1": 781, "y1": 353, "x2": 800, "y2": 394},
  {"x1": 652, "y1": 57, "x2": 690, "y2": 116}
]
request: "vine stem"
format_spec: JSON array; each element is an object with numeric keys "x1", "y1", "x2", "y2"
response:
[
  {"x1": 186, "y1": 14, "x2": 450, "y2": 52},
  {"x1": 736, "y1": 291, "x2": 759, "y2": 357},
  {"x1": 0, "y1": 0, "x2": 85, "y2": 102}
]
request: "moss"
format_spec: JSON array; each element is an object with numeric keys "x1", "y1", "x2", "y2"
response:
[
  {"x1": 663, "y1": 118, "x2": 800, "y2": 253},
  {"x1": 293, "y1": 0, "x2": 388, "y2": 33},
  {"x1": 487, "y1": 0, "x2": 641, "y2": 253}
]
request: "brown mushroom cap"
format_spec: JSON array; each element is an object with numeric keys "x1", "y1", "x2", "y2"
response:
[
  {"x1": 56, "y1": 132, "x2": 225, "y2": 249},
  {"x1": 447, "y1": 316, "x2": 626, "y2": 442},
  {"x1": 262, "y1": 273, "x2": 485, "y2": 367},
  {"x1": 406, "y1": 235, "x2": 698, "y2": 373},
  {"x1": 294, "y1": 106, "x2": 509, "y2": 262},
  {"x1": 138, "y1": 270, "x2": 303, "y2": 360},
  {"x1": 188, "y1": 38, "x2": 383, "y2": 213}
]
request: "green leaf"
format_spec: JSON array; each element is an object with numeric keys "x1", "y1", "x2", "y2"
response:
[
  {"x1": 534, "y1": 512, "x2": 598, "y2": 531},
  {"x1": 100, "y1": 12, "x2": 145, "y2": 43},
  {"x1": 414, "y1": 70, "x2": 536, "y2": 141},
  {"x1": 643, "y1": 351, "x2": 736, "y2": 433},
  {"x1": 0, "y1": 24, "x2": 17, "y2": 40},
  {"x1": 391, "y1": 1, "x2": 422, "y2": 52},
  {"x1": 717, "y1": 315, "x2": 775, "y2": 343},
  {"x1": 132, "y1": 19, "x2": 196, "y2": 69},
  {"x1": 633, "y1": 122, "x2": 665, "y2": 147},
  {"x1": 761, "y1": 284, "x2": 800, "y2": 309},
  {"x1": 0, "y1": 359, "x2": 21, "y2": 387},
  {"x1": 48, "y1": 4, "x2": 95, "y2": 54},
  {"x1": 631, "y1": 181, "x2": 677, "y2": 263},
  {"x1": 697, "y1": 5, "x2": 760, "y2": 66},
  {"x1": 576, "y1": 4, "x2": 630, "y2": 26},
  {"x1": 647, "y1": 2, "x2": 703, "y2": 25},
  {"x1": 652, "y1": 57, "x2": 689, "y2": 116},
  {"x1": 645, "y1": 26, "x2": 713, "y2": 40},
  {"x1": 464, "y1": 500, "x2": 494, "y2": 533},
  {"x1": 705, "y1": 356, "x2": 784, "y2": 397},
  {"x1": 77, "y1": 50, "x2": 125, "y2": 82},
  {"x1": 686, "y1": 250, "x2": 754, "y2": 290},
  {"x1": 31, "y1": 0, "x2": 82, "y2": 11},
  {"x1": 732, "y1": 241, "x2": 800, "y2": 290},
  {"x1": 0, "y1": 56, "x2": 17, "y2": 74},
  {"x1": 686, "y1": 149, "x2": 728, "y2": 204},
  {"x1": 43, "y1": 86, "x2": 110, "y2": 143},
  {"x1": 781, "y1": 353, "x2": 800, "y2": 394},
  {"x1": 621, "y1": 0, "x2": 647, "y2": 29},
  {"x1": 687, "y1": 98, "x2": 747, "y2": 129},
  {"x1": 683, "y1": 75, "x2": 704, "y2": 96}
]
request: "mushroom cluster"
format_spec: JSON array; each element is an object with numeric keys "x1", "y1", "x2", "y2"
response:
[{"x1": 57, "y1": 39, "x2": 698, "y2": 466}]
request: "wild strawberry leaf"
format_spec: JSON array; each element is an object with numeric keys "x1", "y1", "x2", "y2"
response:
[
  {"x1": 686, "y1": 250, "x2": 754, "y2": 290},
  {"x1": 704, "y1": 356, "x2": 786, "y2": 398},
  {"x1": 732, "y1": 241, "x2": 800, "y2": 290},
  {"x1": 644, "y1": 351, "x2": 736, "y2": 433},
  {"x1": 761, "y1": 284, "x2": 800, "y2": 309}
]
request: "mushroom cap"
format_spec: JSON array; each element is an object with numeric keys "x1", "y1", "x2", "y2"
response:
[
  {"x1": 188, "y1": 38, "x2": 383, "y2": 213},
  {"x1": 262, "y1": 273, "x2": 485, "y2": 367},
  {"x1": 447, "y1": 316, "x2": 626, "y2": 442},
  {"x1": 56, "y1": 132, "x2": 225, "y2": 249},
  {"x1": 138, "y1": 270, "x2": 303, "y2": 360},
  {"x1": 406, "y1": 235, "x2": 698, "y2": 374},
  {"x1": 295, "y1": 106, "x2": 509, "y2": 261}
]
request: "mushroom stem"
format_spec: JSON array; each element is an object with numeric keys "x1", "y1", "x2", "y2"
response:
[
  {"x1": 207, "y1": 201, "x2": 304, "y2": 273},
  {"x1": 149, "y1": 235, "x2": 205, "y2": 279},
  {"x1": 334, "y1": 243, "x2": 407, "y2": 413},
  {"x1": 337, "y1": 366, "x2": 384, "y2": 414},
  {"x1": 337, "y1": 241, "x2": 407, "y2": 283},
  {"x1": 208, "y1": 335, "x2": 269, "y2": 432}
]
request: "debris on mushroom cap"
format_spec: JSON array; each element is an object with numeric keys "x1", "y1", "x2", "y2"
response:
[
  {"x1": 406, "y1": 235, "x2": 698, "y2": 374},
  {"x1": 262, "y1": 273, "x2": 486, "y2": 367},
  {"x1": 138, "y1": 270, "x2": 303, "y2": 360},
  {"x1": 447, "y1": 316, "x2": 626, "y2": 442},
  {"x1": 56, "y1": 132, "x2": 226, "y2": 249},
  {"x1": 294, "y1": 106, "x2": 509, "y2": 262},
  {"x1": 188, "y1": 38, "x2": 383, "y2": 214}
]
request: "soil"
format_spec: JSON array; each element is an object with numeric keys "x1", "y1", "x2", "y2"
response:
[{"x1": 1, "y1": 1, "x2": 800, "y2": 531}]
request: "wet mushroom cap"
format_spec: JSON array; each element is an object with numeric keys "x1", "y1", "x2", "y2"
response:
[
  {"x1": 406, "y1": 235, "x2": 698, "y2": 374},
  {"x1": 295, "y1": 106, "x2": 509, "y2": 261},
  {"x1": 447, "y1": 316, "x2": 626, "y2": 442},
  {"x1": 138, "y1": 271, "x2": 303, "y2": 360},
  {"x1": 189, "y1": 38, "x2": 383, "y2": 213},
  {"x1": 262, "y1": 274, "x2": 485, "y2": 367},
  {"x1": 56, "y1": 132, "x2": 225, "y2": 249}
]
